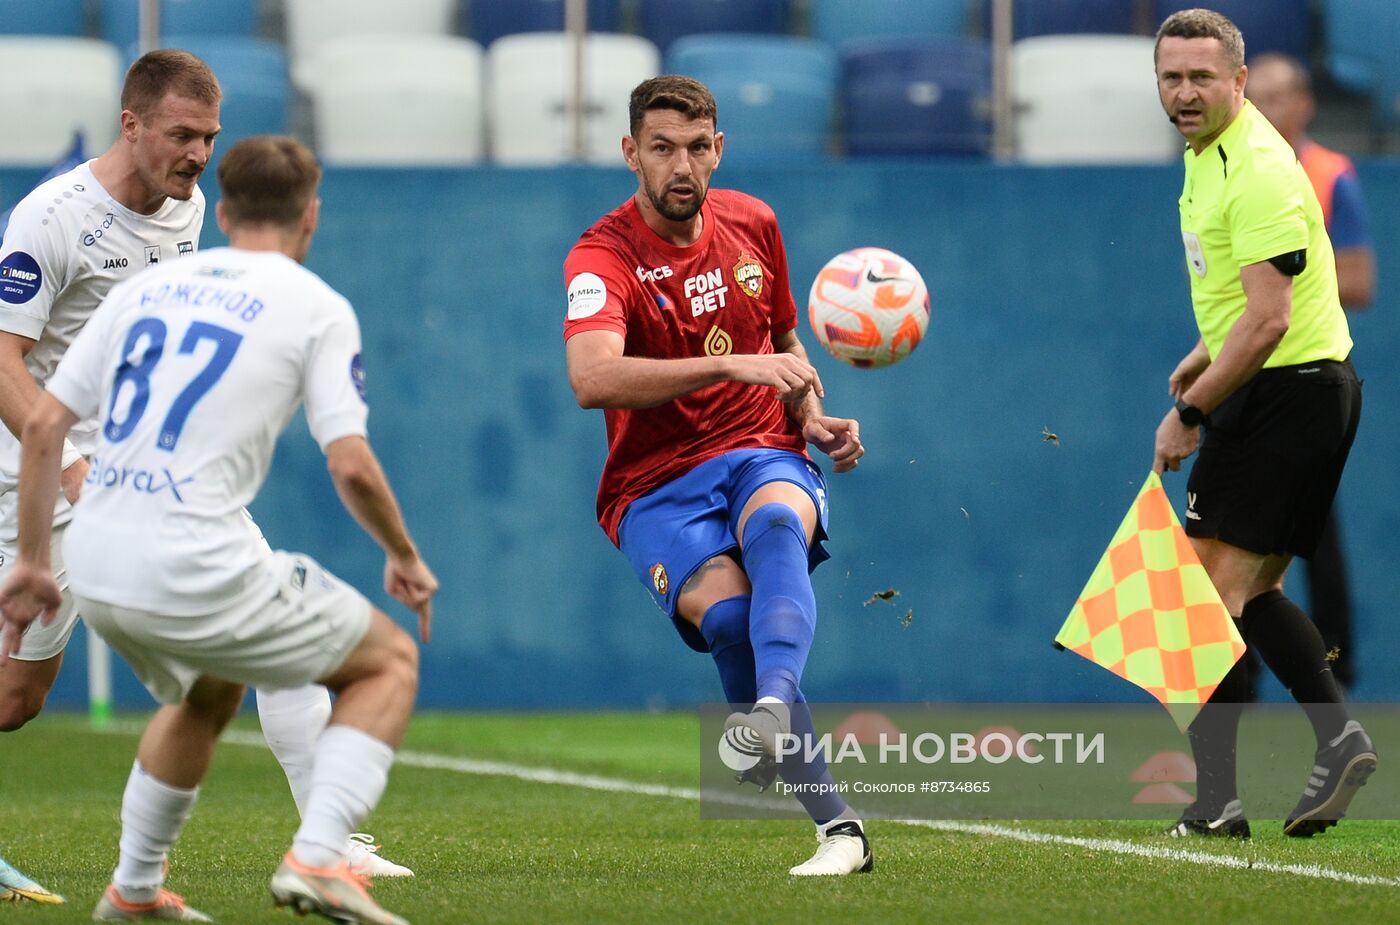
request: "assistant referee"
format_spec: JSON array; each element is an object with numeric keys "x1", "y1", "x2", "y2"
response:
[{"x1": 1150, "y1": 8, "x2": 1375, "y2": 840}]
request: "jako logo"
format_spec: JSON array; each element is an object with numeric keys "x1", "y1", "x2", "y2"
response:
[
  {"x1": 635, "y1": 264, "x2": 673, "y2": 283},
  {"x1": 103, "y1": 257, "x2": 129, "y2": 270}
]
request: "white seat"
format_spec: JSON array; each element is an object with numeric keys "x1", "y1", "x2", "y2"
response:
[
  {"x1": 285, "y1": 0, "x2": 457, "y2": 92},
  {"x1": 486, "y1": 32, "x2": 660, "y2": 165},
  {"x1": 309, "y1": 35, "x2": 485, "y2": 165},
  {"x1": 1012, "y1": 35, "x2": 1181, "y2": 164},
  {"x1": 0, "y1": 38, "x2": 121, "y2": 165}
]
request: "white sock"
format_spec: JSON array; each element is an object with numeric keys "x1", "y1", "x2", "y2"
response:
[
  {"x1": 256, "y1": 685, "x2": 333, "y2": 817},
  {"x1": 291, "y1": 725, "x2": 394, "y2": 869},
  {"x1": 112, "y1": 762, "x2": 198, "y2": 903}
]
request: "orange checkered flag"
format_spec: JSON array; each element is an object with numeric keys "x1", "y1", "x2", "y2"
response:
[{"x1": 1054, "y1": 472, "x2": 1246, "y2": 732}]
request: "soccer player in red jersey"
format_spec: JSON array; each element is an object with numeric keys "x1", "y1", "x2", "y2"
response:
[{"x1": 564, "y1": 76, "x2": 870, "y2": 876}]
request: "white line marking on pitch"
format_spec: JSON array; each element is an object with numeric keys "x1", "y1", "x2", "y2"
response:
[{"x1": 101, "y1": 722, "x2": 1400, "y2": 888}]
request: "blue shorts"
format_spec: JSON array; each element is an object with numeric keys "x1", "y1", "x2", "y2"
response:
[{"x1": 617, "y1": 448, "x2": 830, "y2": 652}]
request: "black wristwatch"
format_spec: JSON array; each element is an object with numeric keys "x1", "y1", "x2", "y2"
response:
[{"x1": 1174, "y1": 398, "x2": 1209, "y2": 428}]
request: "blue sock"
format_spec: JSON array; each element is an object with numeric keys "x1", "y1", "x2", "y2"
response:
[
  {"x1": 780, "y1": 688, "x2": 848, "y2": 824},
  {"x1": 700, "y1": 596, "x2": 757, "y2": 705},
  {"x1": 740, "y1": 503, "x2": 816, "y2": 705}
]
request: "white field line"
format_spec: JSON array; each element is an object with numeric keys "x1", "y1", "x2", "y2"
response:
[{"x1": 101, "y1": 722, "x2": 1400, "y2": 888}]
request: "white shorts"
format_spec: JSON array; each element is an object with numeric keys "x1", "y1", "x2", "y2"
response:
[
  {"x1": 1, "y1": 523, "x2": 79, "y2": 662},
  {"x1": 76, "y1": 551, "x2": 372, "y2": 705}
]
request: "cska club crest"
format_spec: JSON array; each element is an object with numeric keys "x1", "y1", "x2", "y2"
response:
[
  {"x1": 650, "y1": 562, "x2": 669, "y2": 596},
  {"x1": 733, "y1": 254, "x2": 764, "y2": 298}
]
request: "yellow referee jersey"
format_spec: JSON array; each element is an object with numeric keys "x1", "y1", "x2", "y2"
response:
[{"x1": 1178, "y1": 100, "x2": 1352, "y2": 366}]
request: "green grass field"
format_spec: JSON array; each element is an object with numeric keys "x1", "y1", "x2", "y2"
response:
[{"x1": 2, "y1": 711, "x2": 1397, "y2": 924}]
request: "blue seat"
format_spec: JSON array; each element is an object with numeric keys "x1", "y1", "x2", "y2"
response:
[
  {"x1": 667, "y1": 34, "x2": 836, "y2": 160},
  {"x1": 638, "y1": 0, "x2": 790, "y2": 54},
  {"x1": 1014, "y1": 0, "x2": 1136, "y2": 38},
  {"x1": 840, "y1": 38, "x2": 991, "y2": 156},
  {"x1": 469, "y1": 0, "x2": 621, "y2": 46},
  {"x1": 0, "y1": 134, "x2": 86, "y2": 240},
  {"x1": 101, "y1": 0, "x2": 257, "y2": 48},
  {"x1": 1323, "y1": 0, "x2": 1400, "y2": 127},
  {"x1": 1155, "y1": 0, "x2": 1308, "y2": 60},
  {"x1": 810, "y1": 0, "x2": 969, "y2": 45},
  {"x1": 1325, "y1": 0, "x2": 1381, "y2": 94},
  {"x1": 0, "y1": 0, "x2": 85, "y2": 36}
]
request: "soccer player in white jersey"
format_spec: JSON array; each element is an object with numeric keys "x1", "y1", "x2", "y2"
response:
[
  {"x1": 0, "y1": 135, "x2": 436, "y2": 924},
  {"x1": 0, "y1": 51, "x2": 407, "y2": 902}
]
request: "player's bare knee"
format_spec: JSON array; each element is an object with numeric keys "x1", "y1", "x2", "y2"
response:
[
  {"x1": 184, "y1": 677, "x2": 246, "y2": 730},
  {"x1": 385, "y1": 628, "x2": 419, "y2": 698},
  {"x1": 0, "y1": 669, "x2": 49, "y2": 731},
  {"x1": 0, "y1": 691, "x2": 43, "y2": 732}
]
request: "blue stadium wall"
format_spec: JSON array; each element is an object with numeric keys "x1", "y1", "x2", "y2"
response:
[{"x1": 3, "y1": 161, "x2": 1397, "y2": 709}]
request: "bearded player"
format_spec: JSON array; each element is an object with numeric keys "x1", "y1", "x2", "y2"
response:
[{"x1": 563, "y1": 76, "x2": 870, "y2": 876}]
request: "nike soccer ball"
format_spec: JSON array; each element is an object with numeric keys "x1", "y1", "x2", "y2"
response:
[{"x1": 807, "y1": 247, "x2": 930, "y2": 368}]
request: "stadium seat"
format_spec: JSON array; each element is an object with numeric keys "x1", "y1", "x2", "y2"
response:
[
  {"x1": 0, "y1": 134, "x2": 86, "y2": 240},
  {"x1": 308, "y1": 35, "x2": 484, "y2": 166},
  {"x1": 1324, "y1": 0, "x2": 1400, "y2": 127},
  {"x1": 1325, "y1": 0, "x2": 1382, "y2": 94},
  {"x1": 1155, "y1": 0, "x2": 1308, "y2": 60},
  {"x1": 0, "y1": 0, "x2": 86, "y2": 36},
  {"x1": 637, "y1": 0, "x2": 790, "y2": 54},
  {"x1": 133, "y1": 36, "x2": 290, "y2": 171},
  {"x1": 810, "y1": 0, "x2": 969, "y2": 46},
  {"x1": 839, "y1": 38, "x2": 992, "y2": 157},
  {"x1": 469, "y1": 0, "x2": 622, "y2": 46},
  {"x1": 0, "y1": 38, "x2": 121, "y2": 166},
  {"x1": 487, "y1": 33, "x2": 659, "y2": 165},
  {"x1": 666, "y1": 35, "x2": 836, "y2": 160},
  {"x1": 1010, "y1": 0, "x2": 1137, "y2": 39},
  {"x1": 1011, "y1": 35, "x2": 1180, "y2": 163},
  {"x1": 101, "y1": 0, "x2": 257, "y2": 49},
  {"x1": 285, "y1": 0, "x2": 458, "y2": 92}
]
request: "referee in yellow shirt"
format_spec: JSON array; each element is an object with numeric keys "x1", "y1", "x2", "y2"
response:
[{"x1": 1152, "y1": 9, "x2": 1375, "y2": 839}]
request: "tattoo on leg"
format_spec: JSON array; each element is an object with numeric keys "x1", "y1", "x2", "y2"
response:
[{"x1": 682, "y1": 557, "x2": 729, "y2": 595}]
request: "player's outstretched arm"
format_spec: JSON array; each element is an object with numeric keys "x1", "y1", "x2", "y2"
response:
[
  {"x1": 567, "y1": 329, "x2": 822, "y2": 409},
  {"x1": 0, "y1": 332, "x2": 88, "y2": 502},
  {"x1": 325, "y1": 435, "x2": 438, "y2": 642},
  {"x1": 0, "y1": 332, "x2": 43, "y2": 442},
  {"x1": 772, "y1": 329, "x2": 863, "y2": 473},
  {"x1": 0, "y1": 393, "x2": 73, "y2": 654}
]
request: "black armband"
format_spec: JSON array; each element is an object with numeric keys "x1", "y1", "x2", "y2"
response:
[{"x1": 1268, "y1": 249, "x2": 1307, "y2": 276}]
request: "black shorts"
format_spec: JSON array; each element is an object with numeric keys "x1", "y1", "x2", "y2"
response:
[{"x1": 1184, "y1": 358, "x2": 1361, "y2": 559}]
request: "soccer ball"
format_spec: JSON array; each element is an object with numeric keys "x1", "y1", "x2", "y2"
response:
[{"x1": 807, "y1": 247, "x2": 930, "y2": 368}]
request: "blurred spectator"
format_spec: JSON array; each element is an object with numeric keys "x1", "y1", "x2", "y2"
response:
[{"x1": 1248, "y1": 52, "x2": 1374, "y2": 689}]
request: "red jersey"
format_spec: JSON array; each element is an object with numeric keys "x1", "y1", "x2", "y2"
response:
[{"x1": 564, "y1": 188, "x2": 808, "y2": 544}]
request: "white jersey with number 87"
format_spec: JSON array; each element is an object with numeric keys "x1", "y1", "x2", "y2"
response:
[{"x1": 45, "y1": 247, "x2": 368, "y2": 615}]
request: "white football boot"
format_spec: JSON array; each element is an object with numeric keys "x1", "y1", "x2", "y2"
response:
[
  {"x1": 271, "y1": 853, "x2": 408, "y2": 925},
  {"x1": 345, "y1": 833, "x2": 414, "y2": 878},
  {"x1": 789, "y1": 818, "x2": 874, "y2": 876}
]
